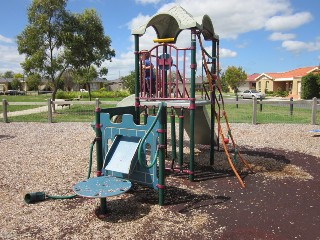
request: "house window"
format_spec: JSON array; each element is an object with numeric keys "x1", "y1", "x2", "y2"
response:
[{"x1": 258, "y1": 81, "x2": 261, "y2": 90}]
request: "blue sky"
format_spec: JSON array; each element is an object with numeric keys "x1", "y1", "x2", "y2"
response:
[{"x1": 0, "y1": 0, "x2": 319, "y2": 80}]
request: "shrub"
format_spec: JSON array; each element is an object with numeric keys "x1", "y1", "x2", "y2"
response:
[
  {"x1": 56, "y1": 91, "x2": 79, "y2": 99},
  {"x1": 90, "y1": 90, "x2": 129, "y2": 98},
  {"x1": 301, "y1": 73, "x2": 320, "y2": 99},
  {"x1": 55, "y1": 90, "x2": 130, "y2": 99},
  {"x1": 272, "y1": 90, "x2": 289, "y2": 97},
  {"x1": 265, "y1": 90, "x2": 273, "y2": 95}
]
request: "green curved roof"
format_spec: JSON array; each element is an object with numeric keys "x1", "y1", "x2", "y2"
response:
[{"x1": 131, "y1": 5, "x2": 218, "y2": 41}]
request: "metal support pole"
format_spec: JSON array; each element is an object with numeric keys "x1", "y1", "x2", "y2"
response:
[
  {"x1": 189, "y1": 29, "x2": 196, "y2": 181},
  {"x1": 158, "y1": 106, "x2": 166, "y2": 206},
  {"x1": 178, "y1": 108, "x2": 184, "y2": 171},
  {"x1": 134, "y1": 34, "x2": 140, "y2": 124},
  {"x1": 252, "y1": 97, "x2": 257, "y2": 125},
  {"x1": 170, "y1": 108, "x2": 176, "y2": 163},
  {"x1": 94, "y1": 107, "x2": 106, "y2": 214},
  {"x1": 163, "y1": 45, "x2": 168, "y2": 98},
  {"x1": 210, "y1": 38, "x2": 217, "y2": 165},
  {"x1": 210, "y1": 91, "x2": 215, "y2": 165},
  {"x1": 259, "y1": 95, "x2": 263, "y2": 112}
]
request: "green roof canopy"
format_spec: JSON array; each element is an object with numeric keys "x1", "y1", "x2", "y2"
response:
[{"x1": 131, "y1": 5, "x2": 218, "y2": 42}]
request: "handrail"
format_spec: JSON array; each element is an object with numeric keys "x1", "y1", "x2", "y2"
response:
[{"x1": 138, "y1": 102, "x2": 164, "y2": 168}]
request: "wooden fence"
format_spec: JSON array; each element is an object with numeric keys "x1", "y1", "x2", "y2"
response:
[{"x1": 1, "y1": 97, "x2": 319, "y2": 125}]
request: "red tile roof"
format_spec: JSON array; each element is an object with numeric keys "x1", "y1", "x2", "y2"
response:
[
  {"x1": 263, "y1": 66, "x2": 319, "y2": 79},
  {"x1": 247, "y1": 73, "x2": 260, "y2": 82}
]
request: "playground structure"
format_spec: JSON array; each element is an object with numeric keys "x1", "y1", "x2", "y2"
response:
[{"x1": 25, "y1": 6, "x2": 252, "y2": 215}]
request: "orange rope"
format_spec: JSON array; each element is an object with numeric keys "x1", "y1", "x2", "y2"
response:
[
  {"x1": 215, "y1": 110, "x2": 246, "y2": 188},
  {"x1": 222, "y1": 110, "x2": 254, "y2": 173},
  {"x1": 197, "y1": 34, "x2": 213, "y2": 91}
]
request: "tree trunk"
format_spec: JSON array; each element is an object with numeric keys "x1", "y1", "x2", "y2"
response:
[
  {"x1": 51, "y1": 87, "x2": 58, "y2": 112},
  {"x1": 88, "y1": 82, "x2": 92, "y2": 101}
]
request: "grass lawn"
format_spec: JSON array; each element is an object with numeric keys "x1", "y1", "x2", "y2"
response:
[
  {"x1": 7, "y1": 104, "x2": 117, "y2": 122},
  {"x1": 0, "y1": 93, "x2": 123, "y2": 114},
  {"x1": 2, "y1": 93, "x2": 318, "y2": 124},
  {"x1": 216, "y1": 103, "x2": 313, "y2": 124}
]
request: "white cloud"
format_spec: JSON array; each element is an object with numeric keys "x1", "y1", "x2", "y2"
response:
[
  {"x1": 269, "y1": 32, "x2": 296, "y2": 41},
  {"x1": 102, "y1": 51, "x2": 135, "y2": 79},
  {"x1": 265, "y1": 12, "x2": 313, "y2": 31},
  {"x1": 0, "y1": 35, "x2": 13, "y2": 44},
  {"x1": 172, "y1": 0, "x2": 292, "y2": 39},
  {"x1": 130, "y1": 0, "x2": 304, "y2": 40},
  {"x1": 0, "y1": 45, "x2": 24, "y2": 73},
  {"x1": 220, "y1": 48, "x2": 237, "y2": 58},
  {"x1": 135, "y1": 0, "x2": 160, "y2": 4},
  {"x1": 282, "y1": 37, "x2": 320, "y2": 52}
]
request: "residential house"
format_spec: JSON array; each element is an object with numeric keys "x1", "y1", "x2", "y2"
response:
[
  {"x1": 0, "y1": 78, "x2": 7, "y2": 92},
  {"x1": 104, "y1": 79, "x2": 123, "y2": 91},
  {"x1": 255, "y1": 66, "x2": 319, "y2": 99},
  {"x1": 184, "y1": 76, "x2": 207, "y2": 92},
  {"x1": 0, "y1": 78, "x2": 27, "y2": 92},
  {"x1": 238, "y1": 73, "x2": 260, "y2": 92}
]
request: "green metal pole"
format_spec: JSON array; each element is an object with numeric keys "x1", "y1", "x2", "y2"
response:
[
  {"x1": 170, "y1": 108, "x2": 176, "y2": 166},
  {"x1": 158, "y1": 106, "x2": 166, "y2": 206},
  {"x1": 178, "y1": 108, "x2": 184, "y2": 171},
  {"x1": 189, "y1": 29, "x2": 196, "y2": 181},
  {"x1": 210, "y1": 39, "x2": 217, "y2": 165},
  {"x1": 163, "y1": 45, "x2": 168, "y2": 157},
  {"x1": 143, "y1": 106, "x2": 148, "y2": 124},
  {"x1": 164, "y1": 45, "x2": 168, "y2": 98},
  {"x1": 134, "y1": 34, "x2": 140, "y2": 124},
  {"x1": 94, "y1": 107, "x2": 106, "y2": 214}
]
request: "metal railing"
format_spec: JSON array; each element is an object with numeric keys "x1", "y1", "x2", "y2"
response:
[{"x1": 1, "y1": 98, "x2": 118, "y2": 123}]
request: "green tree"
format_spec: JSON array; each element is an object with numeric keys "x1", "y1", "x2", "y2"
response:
[
  {"x1": 219, "y1": 72, "x2": 230, "y2": 93},
  {"x1": 301, "y1": 73, "x2": 320, "y2": 99},
  {"x1": 14, "y1": 73, "x2": 24, "y2": 79},
  {"x1": 11, "y1": 78, "x2": 22, "y2": 90},
  {"x1": 17, "y1": 0, "x2": 69, "y2": 103},
  {"x1": 26, "y1": 73, "x2": 42, "y2": 91},
  {"x1": 11, "y1": 73, "x2": 23, "y2": 90},
  {"x1": 74, "y1": 66, "x2": 98, "y2": 96},
  {"x1": 17, "y1": 1, "x2": 114, "y2": 104},
  {"x1": 121, "y1": 71, "x2": 135, "y2": 94},
  {"x1": 65, "y1": 8, "x2": 115, "y2": 100},
  {"x1": 61, "y1": 68, "x2": 75, "y2": 91},
  {"x1": 224, "y1": 66, "x2": 247, "y2": 93},
  {"x1": 3, "y1": 71, "x2": 14, "y2": 78}
]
